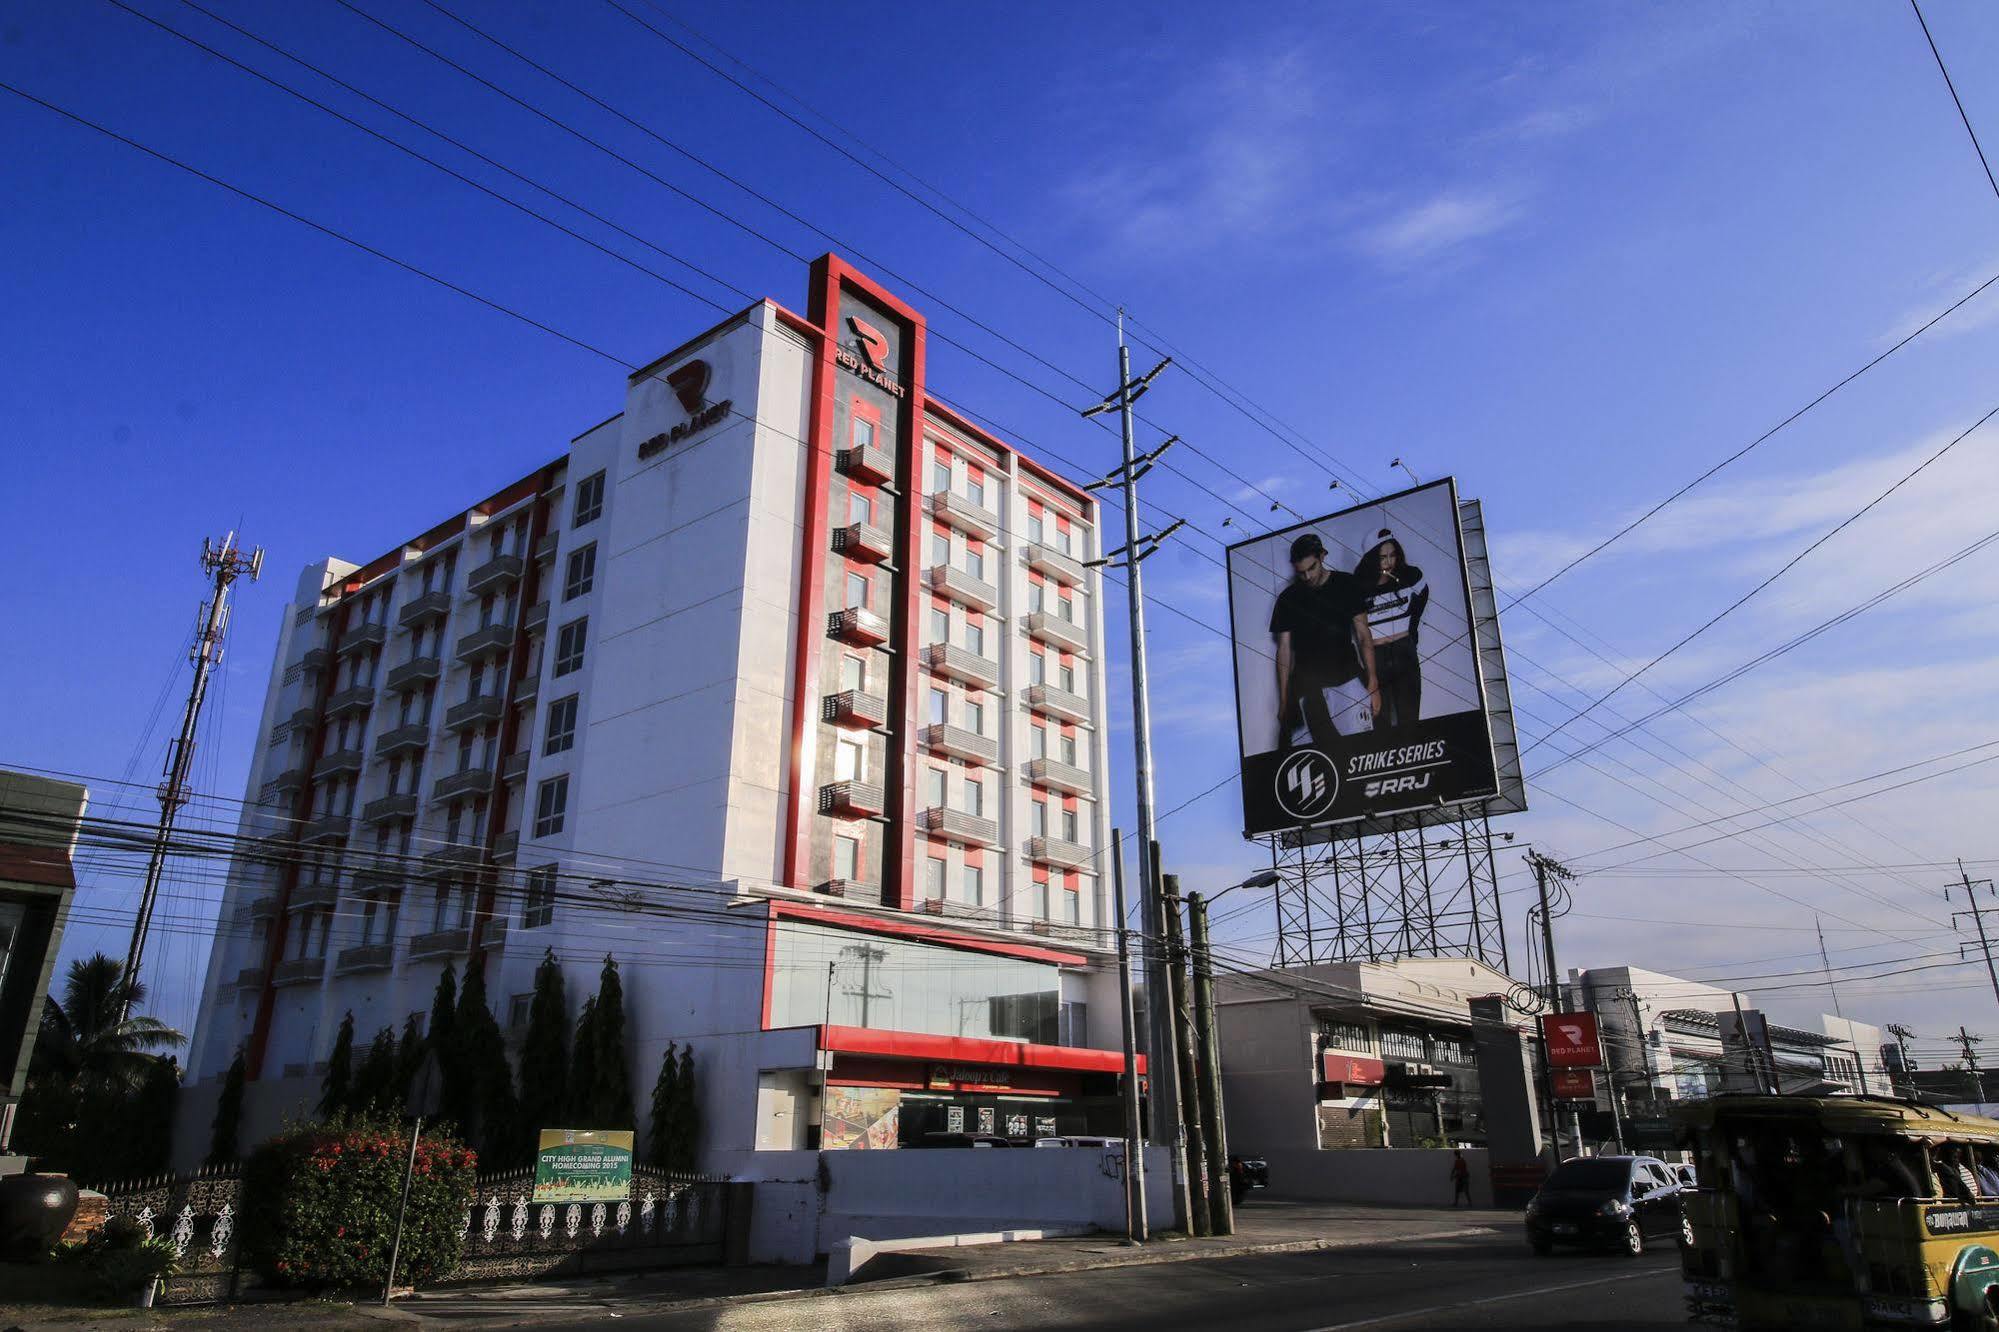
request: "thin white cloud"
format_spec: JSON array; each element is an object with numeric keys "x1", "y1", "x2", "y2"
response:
[{"x1": 1355, "y1": 191, "x2": 1524, "y2": 268}]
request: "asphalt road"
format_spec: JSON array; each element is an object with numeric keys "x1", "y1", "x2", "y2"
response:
[{"x1": 593, "y1": 1231, "x2": 1686, "y2": 1332}]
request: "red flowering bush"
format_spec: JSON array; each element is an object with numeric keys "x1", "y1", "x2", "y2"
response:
[{"x1": 240, "y1": 1113, "x2": 477, "y2": 1289}]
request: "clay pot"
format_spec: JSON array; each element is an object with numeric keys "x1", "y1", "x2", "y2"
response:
[{"x1": 0, "y1": 1173, "x2": 81, "y2": 1262}]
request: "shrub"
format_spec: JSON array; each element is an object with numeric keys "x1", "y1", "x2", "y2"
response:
[{"x1": 240, "y1": 1113, "x2": 476, "y2": 1289}]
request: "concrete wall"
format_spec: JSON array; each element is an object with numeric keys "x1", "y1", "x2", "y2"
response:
[{"x1": 1262, "y1": 1147, "x2": 1492, "y2": 1209}]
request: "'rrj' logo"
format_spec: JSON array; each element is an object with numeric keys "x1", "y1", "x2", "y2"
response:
[
  {"x1": 1274, "y1": 749, "x2": 1337, "y2": 821},
  {"x1": 848, "y1": 315, "x2": 889, "y2": 370}
]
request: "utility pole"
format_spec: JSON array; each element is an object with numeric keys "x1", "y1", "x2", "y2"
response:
[
  {"x1": 1162, "y1": 875, "x2": 1210, "y2": 1235},
  {"x1": 1081, "y1": 318, "x2": 1186, "y2": 1228},
  {"x1": 1615, "y1": 986, "x2": 1651, "y2": 1107},
  {"x1": 1814, "y1": 916, "x2": 1870, "y2": 1095},
  {"x1": 1885, "y1": 1022, "x2": 1917, "y2": 1095},
  {"x1": 1957, "y1": 1027, "x2": 1988, "y2": 1105},
  {"x1": 1950, "y1": 861, "x2": 1999, "y2": 1015},
  {"x1": 122, "y1": 533, "x2": 261, "y2": 1020},
  {"x1": 1110, "y1": 830, "x2": 1146, "y2": 1242},
  {"x1": 1187, "y1": 890, "x2": 1233, "y2": 1236},
  {"x1": 1525, "y1": 850, "x2": 1578, "y2": 1160}
]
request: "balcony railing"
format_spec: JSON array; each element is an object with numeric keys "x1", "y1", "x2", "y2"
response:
[
  {"x1": 819, "y1": 781, "x2": 885, "y2": 819},
  {"x1": 930, "y1": 564, "x2": 1000, "y2": 612},
  {"x1": 324, "y1": 685, "x2": 375, "y2": 718},
  {"x1": 523, "y1": 601, "x2": 549, "y2": 636},
  {"x1": 444, "y1": 695, "x2": 505, "y2": 732},
  {"x1": 432, "y1": 766, "x2": 495, "y2": 803},
  {"x1": 398, "y1": 589, "x2": 452, "y2": 628},
  {"x1": 335, "y1": 943, "x2": 394, "y2": 977},
  {"x1": 385, "y1": 656, "x2": 441, "y2": 693},
  {"x1": 835, "y1": 522, "x2": 895, "y2": 564},
  {"x1": 924, "y1": 642, "x2": 999, "y2": 690},
  {"x1": 465, "y1": 553, "x2": 524, "y2": 597},
  {"x1": 838, "y1": 442, "x2": 894, "y2": 485},
  {"x1": 300, "y1": 814, "x2": 351, "y2": 844},
  {"x1": 533, "y1": 531, "x2": 558, "y2": 563},
  {"x1": 500, "y1": 750, "x2": 530, "y2": 782},
  {"x1": 362, "y1": 792, "x2": 418, "y2": 825},
  {"x1": 272, "y1": 956, "x2": 327, "y2": 988},
  {"x1": 263, "y1": 766, "x2": 308, "y2": 799},
  {"x1": 919, "y1": 807, "x2": 999, "y2": 847},
  {"x1": 291, "y1": 880, "x2": 340, "y2": 910},
  {"x1": 300, "y1": 646, "x2": 333, "y2": 674},
  {"x1": 512, "y1": 673, "x2": 541, "y2": 705},
  {"x1": 922, "y1": 723, "x2": 998, "y2": 766},
  {"x1": 1025, "y1": 610, "x2": 1089, "y2": 653},
  {"x1": 283, "y1": 705, "x2": 318, "y2": 735},
  {"x1": 1026, "y1": 757, "x2": 1094, "y2": 797},
  {"x1": 828, "y1": 607, "x2": 890, "y2": 647},
  {"x1": 1024, "y1": 683, "x2": 1091, "y2": 724},
  {"x1": 455, "y1": 623, "x2": 515, "y2": 663},
  {"x1": 816, "y1": 878, "x2": 872, "y2": 899},
  {"x1": 248, "y1": 895, "x2": 277, "y2": 922},
  {"x1": 932, "y1": 490, "x2": 999, "y2": 540},
  {"x1": 1027, "y1": 835, "x2": 1094, "y2": 870},
  {"x1": 1025, "y1": 543, "x2": 1087, "y2": 586},
  {"x1": 315, "y1": 748, "x2": 365, "y2": 779},
  {"x1": 422, "y1": 843, "x2": 484, "y2": 872},
  {"x1": 233, "y1": 967, "x2": 266, "y2": 992},
  {"x1": 492, "y1": 830, "x2": 519, "y2": 865},
  {"x1": 822, "y1": 689, "x2": 888, "y2": 730},
  {"x1": 375, "y1": 722, "x2": 428, "y2": 757},
  {"x1": 409, "y1": 927, "x2": 469, "y2": 961},
  {"x1": 338, "y1": 622, "x2": 386, "y2": 656}
]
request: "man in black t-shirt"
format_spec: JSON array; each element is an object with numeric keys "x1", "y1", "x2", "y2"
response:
[{"x1": 1270, "y1": 532, "x2": 1379, "y2": 750}]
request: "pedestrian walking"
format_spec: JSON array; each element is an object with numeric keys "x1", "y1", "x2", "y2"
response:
[{"x1": 1450, "y1": 1150, "x2": 1472, "y2": 1208}]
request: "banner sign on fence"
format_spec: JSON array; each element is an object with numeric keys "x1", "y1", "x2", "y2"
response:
[{"x1": 531, "y1": 1128, "x2": 635, "y2": 1202}]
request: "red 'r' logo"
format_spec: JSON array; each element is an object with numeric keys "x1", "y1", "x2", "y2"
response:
[{"x1": 847, "y1": 316, "x2": 889, "y2": 371}]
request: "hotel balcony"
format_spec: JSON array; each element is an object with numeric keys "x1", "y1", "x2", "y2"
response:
[
  {"x1": 362, "y1": 792, "x2": 418, "y2": 825},
  {"x1": 465, "y1": 553, "x2": 524, "y2": 597},
  {"x1": 385, "y1": 656, "x2": 441, "y2": 693},
  {"x1": 262, "y1": 766, "x2": 307, "y2": 802},
  {"x1": 834, "y1": 521, "x2": 895, "y2": 565},
  {"x1": 818, "y1": 781, "x2": 885, "y2": 819},
  {"x1": 375, "y1": 722, "x2": 428, "y2": 758},
  {"x1": 816, "y1": 878, "x2": 870, "y2": 899},
  {"x1": 422, "y1": 843, "x2": 484, "y2": 874},
  {"x1": 399, "y1": 589, "x2": 452, "y2": 628},
  {"x1": 316, "y1": 748, "x2": 365, "y2": 780},
  {"x1": 291, "y1": 880, "x2": 340, "y2": 911},
  {"x1": 932, "y1": 491, "x2": 999, "y2": 541},
  {"x1": 930, "y1": 564, "x2": 999, "y2": 612},
  {"x1": 822, "y1": 689, "x2": 888, "y2": 731},
  {"x1": 476, "y1": 914, "x2": 509, "y2": 951},
  {"x1": 233, "y1": 967, "x2": 266, "y2": 993},
  {"x1": 335, "y1": 943, "x2": 393, "y2": 977},
  {"x1": 432, "y1": 766, "x2": 494, "y2": 803},
  {"x1": 924, "y1": 642, "x2": 999, "y2": 690},
  {"x1": 1024, "y1": 683, "x2": 1092, "y2": 725},
  {"x1": 248, "y1": 895, "x2": 277, "y2": 923},
  {"x1": 532, "y1": 531, "x2": 558, "y2": 563},
  {"x1": 512, "y1": 673, "x2": 541, "y2": 705},
  {"x1": 522, "y1": 601, "x2": 548, "y2": 636},
  {"x1": 351, "y1": 862, "x2": 401, "y2": 891},
  {"x1": 919, "y1": 807, "x2": 999, "y2": 848},
  {"x1": 492, "y1": 830, "x2": 519, "y2": 865},
  {"x1": 300, "y1": 814, "x2": 351, "y2": 845},
  {"x1": 455, "y1": 623, "x2": 515, "y2": 663},
  {"x1": 443, "y1": 694, "x2": 505, "y2": 732},
  {"x1": 1025, "y1": 610, "x2": 1089, "y2": 654},
  {"x1": 300, "y1": 646, "x2": 333, "y2": 675},
  {"x1": 827, "y1": 607, "x2": 890, "y2": 647},
  {"x1": 922, "y1": 723, "x2": 998, "y2": 766},
  {"x1": 272, "y1": 956, "x2": 326, "y2": 988},
  {"x1": 1027, "y1": 836, "x2": 1094, "y2": 870},
  {"x1": 1026, "y1": 757, "x2": 1094, "y2": 797},
  {"x1": 838, "y1": 442, "x2": 895, "y2": 486},
  {"x1": 325, "y1": 685, "x2": 375, "y2": 719},
  {"x1": 284, "y1": 705, "x2": 319, "y2": 736},
  {"x1": 500, "y1": 750, "x2": 529, "y2": 783},
  {"x1": 409, "y1": 927, "x2": 468, "y2": 961},
  {"x1": 338, "y1": 622, "x2": 386, "y2": 656},
  {"x1": 1025, "y1": 544, "x2": 1087, "y2": 587}
]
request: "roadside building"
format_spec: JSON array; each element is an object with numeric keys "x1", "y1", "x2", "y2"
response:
[
  {"x1": 0, "y1": 770, "x2": 86, "y2": 1163},
  {"x1": 182, "y1": 256, "x2": 1130, "y2": 1170}
]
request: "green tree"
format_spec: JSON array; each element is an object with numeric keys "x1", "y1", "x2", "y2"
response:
[
  {"x1": 516, "y1": 950, "x2": 567, "y2": 1144},
  {"x1": 647, "y1": 1042, "x2": 679, "y2": 1168},
  {"x1": 671, "y1": 1043, "x2": 700, "y2": 1172},
  {"x1": 587, "y1": 956, "x2": 633, "y2": 1129},
  {"x1": 318, "y1": 1012, "x2": 355, "y2": 1118},
  {"x1": 427, "y1": 964, "x2": 460, "y2": 1127},
  {"x1": 566, "y1": 997, "x2": 598, "y2": 1124},
  {"x1": 394, "y1": 1013, "x2": 425, "y2": 1105},
  {"x1": 350, "y1": 1027, "x2": 398, "y2": 1115},
  {"x1": 453, "y1": 957, "x2": 518, "y2": 1163},
  {"x1": 207, "y1": 1046, "x2": 246, "y2": 1164}
]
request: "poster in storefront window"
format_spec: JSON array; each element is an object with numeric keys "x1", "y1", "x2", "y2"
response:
[
  {"x1": 531, "y1": 1129, "x2": 634, "y2": 1203},
  {"x1": 1005, "y1": 1113, "x2": 1028, "y2": 1139},
  {"x1": 978, "y1": 1107, "x2": 996, "y2": 1135},
  {"x1": 947, "y1": 1105, "x2": 965, "y2": 1134},
  {"x1": 1035, "y1": 1117, "x2": 1056, "y2": 1138},
  {"x1": 822, "y1": 1085, "x2": 901, "y2": 1150}
]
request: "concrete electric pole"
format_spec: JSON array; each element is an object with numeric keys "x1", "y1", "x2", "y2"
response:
[
  {"x1": 122, "y1": 533, "x2": 261, "y2": 1020},
  {"x1": 1950, "y1": 861, "x2": 1999, "y2": 1017}
]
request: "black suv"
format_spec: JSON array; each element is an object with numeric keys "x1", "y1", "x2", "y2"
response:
[{"x1": 1524, "y1": 1156, "x2": 1683, "y2": 1257}]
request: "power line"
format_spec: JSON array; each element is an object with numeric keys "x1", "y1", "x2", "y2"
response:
[{"x1": 1909, "y1": 0, "x2": 1999, "y2": 203}]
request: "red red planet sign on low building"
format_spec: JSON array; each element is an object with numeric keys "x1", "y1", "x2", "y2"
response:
[{"x1": 1540, "y1": 1012, "x2": 1603, "y2": 1069}]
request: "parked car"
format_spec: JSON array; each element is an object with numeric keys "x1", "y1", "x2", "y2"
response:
[
  {"x1": 1230, "y1": 1153, "x2": 1270, "y2": 1205},
  {"x1": 1033, "y1": 1135, "x2": 1122, "y2": 1149},
  {"x1": 1523, "y1": 1156, "x2": 1683, "y2": 1257},
  {"x1": 909, "y1": 1132, "x2": 1013, "y2": 1148}
]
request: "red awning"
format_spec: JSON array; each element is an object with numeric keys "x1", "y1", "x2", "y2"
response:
[{"x1": 822, "y1": 1025, "x2": 1144, "y2": 1076}]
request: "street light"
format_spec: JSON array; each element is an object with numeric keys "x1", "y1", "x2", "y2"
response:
[{"x1": 1204, "y1": 868, "x2": 1280, "y2": 905}]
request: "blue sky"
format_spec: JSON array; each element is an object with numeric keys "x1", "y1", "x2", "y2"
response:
[{"x1": 7, "y1": 0, "x2": 1999, "y2": 1068}]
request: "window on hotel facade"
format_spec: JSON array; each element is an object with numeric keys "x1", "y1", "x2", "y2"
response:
[
  {"x1": 848, "y1": 490, "x2": 872, "y2": 526},
  {"x1": 962, "y1": 864, "x2": 984, "y2": 906},
  {"x1": 932, "y1": 460, "x2": 952, "y2": 494},
  {"x1": 928, "y1": 688, "x2": 948, "y2": 725},
  {"x1": 845, "y1": 572, "x2": 868, "y2": 611},
  {"x1": 966, "y1": 621, "x2": 985, "y2": 656},
  {"x1": 533, "y1": 775, "x2": 568, "y2": 838},
  {"x1": 927, "y1": 857, "x2": 947, "y2": 900},
  {"x1": 564, "y1": 544, "x2": 596, "y2": 601},
  {"x1": 852, "y1": 416, "x2": 875, "y2": 451},
  {"x1": 967, "y1": 473, "x2": 986, "y2": 508},
  {"x1": 966, "y1": 546, "x2": 984, "y2": 581},
  {"x1": 1058, "y1": 593, "x2": 1075, "y2": 624},
  {"x1": 545, "y1": 694, "x2": 578, "y2": 755},
  {"x1": 841, "y1": 656, "x2": 865, "y2": 693},
  {"x1": 1058, "y1": 660, "x2": 1076, "y2": 693},
  {"x1": 926, "y1": 767, "x2": 947, "y2": 810},
  {"x1": 573, "y1": 471, "x2": 605, "y2": 527},
  {"x1": 930, "y1": 530, "x2": 950, "y2": 567},
  {"x1": 1031, "y1": 801, "x2": 1047, "y2": 838},
  {"x1": 1031, "y1": 725, "x2": 1047, "y2": 759},
  {"x1": 965, "y1": 699, "x2": 985, "y2": 734},
  {"x1": 1059, "y1": 525, "x2": 1075, "y2": 556},
  {"x1": 1060, "y1": 733, "x2": 1078, "y2": 766},
  {"x1": 1064, "y1": 890, "x2": 1081, "y2": 926},
  {"x1": 1027, "y1": 512, "x2": 1044, "y2": 546},
  {"x1": 930, "y1": 608, "x2": 949, "y2": 643},
  {"x1": 1029, "y1": 652, "x2": 1045, "y2": 685},
  {"x1": 1031, "y1": 880, "x2": 1050, "y2": 921},
  {"x1": 1028, "y1": 582, "x2": 1044, "y2": 614},
  {"x1": 834, "y1": 835, "x2": 860, "y2": 882},
  {"x1": 964, "y1": 776, "x2": 984, "y2": 818},
  {"x1": 554, "y1": 618, "x2": 587, "y2": 677},
  {"x1": 834, "y1": 735, "x2": 865, "y2": 782},
  {"x1": 359, "y1": 893, "x2": 397, "y2": 946},
  {"x1": 523, "y1": 865, "x2": 556, "y2": 929},
  {"x1": 1062, "y1": 807, "x2": 1080, "y2": 843}
]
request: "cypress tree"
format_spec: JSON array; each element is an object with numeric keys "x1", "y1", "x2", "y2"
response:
[
  {"x1": 352, "y1": 1027, "x2": 398, "y2": 1115},
  {"x1": 453, "y1": 957, "x2": 518, "y2": 1163},
  {"x1": 589, "y1": 956, "x2": 632, "y2": 1129},
  {"x1": 427, "y1": 964, "x2": 459, "y2": 1127},
  {"x1": 516, "y1": 950, "x2": 568, "y2": 1143},
  {"x1": 394, "y1": 1012, "x2": 425, "y2": 1106},
  {"x1": 318, "y1": 1011, "x2": 355, "y2": 1118},
  {"x1": 647, "y1": 1042, "x2": 679, "y2": 1168},
  {"x1": 567, "y1": 997, "x2": 598, "y2": 1124},
  {"x1": 672, "y1": 1043, "x2": 700, "y2": 1172},
  {"x1": 207, "y1": 1047, "x2": 245, "y2": 1164},
  {"x1": 131, "y1": 1055, "x2": 179, "y2": 1175}
]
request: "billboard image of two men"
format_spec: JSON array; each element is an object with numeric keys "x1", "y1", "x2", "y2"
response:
[{"x1": 1228, "y1": 478, "x2": 1499, "y2": 835}]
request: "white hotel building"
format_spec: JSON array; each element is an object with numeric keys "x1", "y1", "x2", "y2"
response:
[{"x1": 186, "y1": 256, "x2": 1132, "y2": 1168}]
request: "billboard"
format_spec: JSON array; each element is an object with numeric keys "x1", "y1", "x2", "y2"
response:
[
  {"x1": 1550, "y1": 1068, "x2": 1597, "y2": 1101},
  {"x1": 531, "y1": 1129, "x2": 634, "y2": 1203},
  {"x1": 1227, "y1": 479, "x2": 1502, "y2": 836},
  {"x1": 1541, "y1": 1012, "x2": 1604, "y2": 1068}
]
